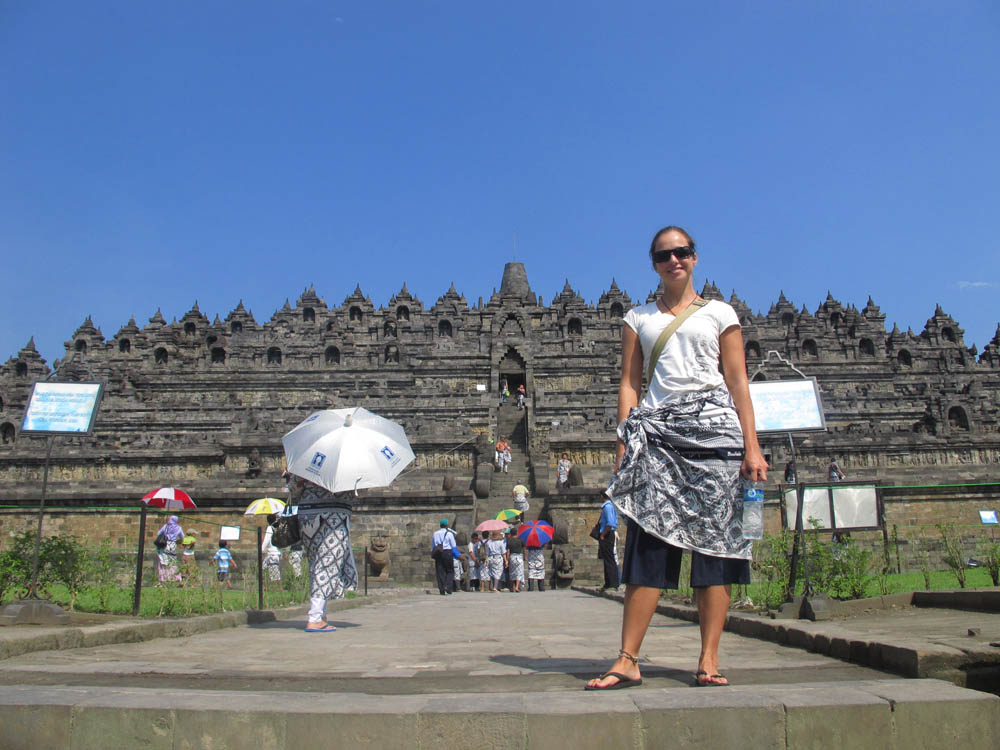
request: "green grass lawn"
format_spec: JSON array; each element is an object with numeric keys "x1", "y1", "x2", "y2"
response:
[{"x1": 1, "y1": 568, "x2": 327, "y2": 617}]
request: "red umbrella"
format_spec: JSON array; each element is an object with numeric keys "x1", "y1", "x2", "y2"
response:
[
  {"x1": 516, "y1": 520, "x2": 554, "y2": 548},
  {"x1": 140, "y1": 487, "x2": 196, "y2": 510}
]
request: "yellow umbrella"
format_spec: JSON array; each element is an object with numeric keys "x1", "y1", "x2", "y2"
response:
[
  {"x1": 244, "y1": 497, "x2": 286, "y2": 516},
  {"x1": 495, "y1": 508, "x2": 522, "y2": 521}
]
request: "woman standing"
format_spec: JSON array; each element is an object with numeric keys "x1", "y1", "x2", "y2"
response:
[
  {"x1": 525, "y1": 543, "x2": 546, "y2": 591},
  {"x1": 557, "y1": 453, "x2": 572, "y2": 488},
  {"x1": 506, "y1": 528, "x2": 525, "y2": 592},
  {"x1": 287, "y1": 475, "x2": 358, "y2": 632},
  {"x1": 586, "y1": 225, "x2": 767, "y2": 690},
  {"x1": 484, "y1": 530, "x2": 507, "y2": 593},
  {"x1": 155, "y1": 515, "x2": 185, "y2": 584}
]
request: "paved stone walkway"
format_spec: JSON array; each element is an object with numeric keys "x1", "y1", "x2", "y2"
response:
[
  {"x1": 2, "y1": 589, "x2": 999, "y2": 749},
  {"x1": 0, "y1": 589, "x2": 891, "y2": 693}
]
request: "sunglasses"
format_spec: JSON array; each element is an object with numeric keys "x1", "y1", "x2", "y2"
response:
[{"x1": 652, "y1": 246, "x2": 696, "y2": 263}]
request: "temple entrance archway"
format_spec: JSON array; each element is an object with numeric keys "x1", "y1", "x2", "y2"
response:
[{"x1": 498, "y1": 347, "x2": 526, "y2": 393}]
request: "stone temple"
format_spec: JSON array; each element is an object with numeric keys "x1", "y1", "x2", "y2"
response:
[{"x1": 0, "y1": 262, "x2": 998, "y2": 581}]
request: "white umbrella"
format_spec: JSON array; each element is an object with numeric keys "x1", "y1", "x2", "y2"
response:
[{"x1": 282, "y1": 407, "x2": 415, "y2": 493}]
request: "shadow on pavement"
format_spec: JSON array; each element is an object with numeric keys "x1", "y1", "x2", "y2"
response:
[
  {"x1": 248, "y1": 619, "x2": 361, "y2": 630},
  {"x1": 488, "y1": 653, "x2": 691, "y2": 683}
]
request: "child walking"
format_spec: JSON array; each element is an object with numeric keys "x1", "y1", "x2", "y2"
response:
[{"x1": 212, "y1": 540, "x2": 237, "y2": 588}]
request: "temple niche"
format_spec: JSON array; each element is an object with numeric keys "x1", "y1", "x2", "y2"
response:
[{"x1": 0, "y1": 263, "x2": 998, "y2": 495}]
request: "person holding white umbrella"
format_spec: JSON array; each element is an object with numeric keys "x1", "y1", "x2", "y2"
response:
[
  {"x1": 283, "y1": 407, "x2": 415, "y2": 632},
  {"x1": 285, "y1": 476, "x2": 357, "y2": 631}
]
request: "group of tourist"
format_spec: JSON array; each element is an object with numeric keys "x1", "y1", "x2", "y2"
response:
[
  {"x1": 431, "y1": 519, "x2": 548, "y2": 595},
  {"x1": 782, "y1": 457, "x2": 847, "y2": 485},
  {"x1": 498, "y1": 378, "x2": 527, "y2": 409},
  {"x1": 151, "y1": 517, "x2": 240, "y2": 588}
]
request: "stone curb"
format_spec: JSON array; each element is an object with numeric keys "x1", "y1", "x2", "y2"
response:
[
  {"x1": 0, "y1": 589, "x2": 417, "y2": 662},
  {"x1": 573, "y1": 586, "x2": 1000, "y2": 684},
  {"x1": 913, "y1": 589, "x2": 1000, "y2": 612},
  {"x1": 0, "y1": 679, "x2": 996, "y2": 749}
]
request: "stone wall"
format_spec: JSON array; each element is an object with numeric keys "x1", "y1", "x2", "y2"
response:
[{"x1": 2, "y1": 482, "x2": 997, "y2": 585}]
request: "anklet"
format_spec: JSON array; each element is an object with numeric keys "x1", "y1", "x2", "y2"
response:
[{"x1": 618, "y1": 649, "x2": 638, "y2": 665}]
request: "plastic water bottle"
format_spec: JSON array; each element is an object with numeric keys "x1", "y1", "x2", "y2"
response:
[{"x1": 742, "y1": 481, "x2": 764, "y2": 539}]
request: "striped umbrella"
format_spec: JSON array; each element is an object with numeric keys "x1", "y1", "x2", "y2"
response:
[
  {"x1": 244, "y1": 497, "x2": 286, "y2": 516},
  {"x1": 140, "y1": 487, "x2": 196, "y2": 510},
  {"x1": 516, "y1": 520, "x2": 554, "y2": 548},
  {"x1": 494, "y1": 508, "x2": 522, "y2": 521}
]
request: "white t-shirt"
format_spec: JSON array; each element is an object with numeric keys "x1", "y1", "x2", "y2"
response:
[{"x1": 623, "y1": 299, "x2": 740, "y2": 413}]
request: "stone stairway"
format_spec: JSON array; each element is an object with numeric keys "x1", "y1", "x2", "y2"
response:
[{"x1": 480, "y1": 400, "x2": 536, "y2": 523}]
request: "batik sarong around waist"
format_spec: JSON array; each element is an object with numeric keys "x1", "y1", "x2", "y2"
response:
[{"x1": 608, "y1": 387, "x2": 752, "y2": 560}]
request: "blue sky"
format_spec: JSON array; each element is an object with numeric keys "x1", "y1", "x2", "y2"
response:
[{"x1": 2, "y1": 1, "x2": 998, "y2": 366}]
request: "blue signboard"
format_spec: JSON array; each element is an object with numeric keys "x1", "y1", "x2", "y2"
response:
[
  {"x1": 21, "y1": 382, "x2": 104, "y2": 434},
  {"x1": 748, "y1": 378, "x2": 827, "y2": 433}
]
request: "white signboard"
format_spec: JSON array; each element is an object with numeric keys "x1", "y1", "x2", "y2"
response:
[
  {"x1": 21, "y1": 382, "x2": 104, "y2": 434},
  {"x1": 748, "y1": 378, "x2": 826, "y2": 433},
  {"x1": 784, "y1": 487, "x2": 833, "y2": 528},
  {"x1": 219, "y1": 526, "x2": 242, "y2": 541},
  {"x1": 784, "y1": 485, "x2": 880, "y2": 530}
]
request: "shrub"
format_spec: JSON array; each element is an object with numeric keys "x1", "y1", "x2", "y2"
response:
[
  {"x1": 86, "y1": 540, "x2": 118, "y2": 610},
  {"x1": 837, "y1": 540, "x2": 876, "y2": 600},
  {"x1": 938, "y1": 523, "x2": 967, "y2": 588},
  {"x1": 978, "y1": 538, "x2": 1000, "y2": 587},
  {"x1": 2, "y1": 531, "x2": 43, "y2": 597},
  {"x1": 42, "y1": 535, "x2": 88, "y2": 610},
  {"x1": 750, "y1": 528, "x2": 794, "y2": 609}
]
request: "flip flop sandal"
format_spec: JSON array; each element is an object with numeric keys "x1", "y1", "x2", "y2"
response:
[
  {"x1": 304, "y1": 624, "x2": 337, "y2": 632},
  {"x1": 693, "y1": 670, "x2": 728, "y2": 687},
  {"x1": 584, "y1": 672, "x2": 643, "y2": 691}
]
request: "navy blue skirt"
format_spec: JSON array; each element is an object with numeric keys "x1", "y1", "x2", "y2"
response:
[{"x1": 621, "y1": 518, "x2": 750, "y2": 589}]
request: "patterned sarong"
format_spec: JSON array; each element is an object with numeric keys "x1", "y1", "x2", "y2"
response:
[
  {"x1": 609, "y1": 387, "x2": 751, "y2": 560},
  {"x1": 486, "y1": 554, "x2": 505, "y2": 582},
  {"x1": 508, "y1": 552, "x2": 524, "y2": 582},
  {"x1": 525, "y1": 547, "x2": 545, "y2": 580},
  {"x1": 157, "y1": 540, "x2": 181, "y2": 582},
  {"x1": 298, "y1": 508, "x2": 358, "y2": 600}
]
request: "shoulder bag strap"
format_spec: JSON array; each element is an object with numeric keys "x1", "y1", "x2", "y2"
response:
[{"x1": 644, "y1": 298, "x2": 709, "y2": 385}]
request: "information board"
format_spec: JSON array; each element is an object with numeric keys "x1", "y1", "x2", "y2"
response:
[
  {"x1": 748, "y1": 378, "x2": 826, "y2": 433},
  {"x1": 783, "y1": 484, "x2": 881, "y2": 531},
  {"x1": 21, "y1": 382, "x2": 104, "y2": 435}
]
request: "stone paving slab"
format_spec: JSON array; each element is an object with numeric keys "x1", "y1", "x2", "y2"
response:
[
  {"x1": 0, "y1": 680, "x2": 996, "y2": 750},
  {"x1": 0, "y1": 589, "x2": 408, "y2": 661},
  {"x1": 0, "y1": 589, "x2": 891, "y2": 693},
  {"x1": 2, "y1": 588, "x2": 999, "y2": 748},
  {"x1": 581, "y1": 587, "x2": 1000, "y2": 690}
]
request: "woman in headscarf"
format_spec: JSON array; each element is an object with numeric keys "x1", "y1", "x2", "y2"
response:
[{"x1": 155, "y1": 515, "x2": 185, "y2": 584}]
